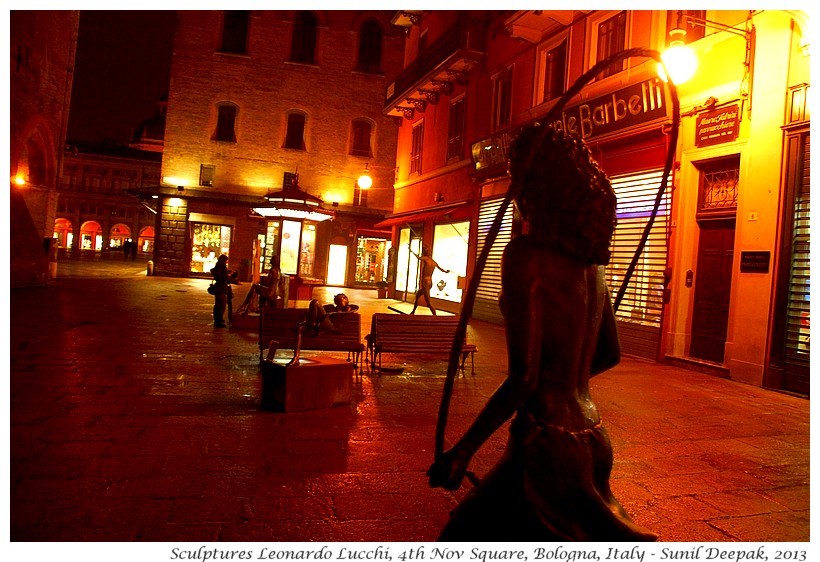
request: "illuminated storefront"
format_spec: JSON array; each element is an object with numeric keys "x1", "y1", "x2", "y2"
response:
[
  {"x1": 138, "y1": 226, "x2": 155, "y2": 254},
  {"x1": 431, "y1": 221, "x2": 469, "y2": 303},
  {"x1": 108, "y1": 223, "x2": 131, "y2": 249},
  {"x1": 52, "y1": 218, "x2": 73, "y2": 249},
  {"x1": 253, "y1": 177, "x2": 334, "y2": 279},
  {"x1": 355, "y1": 236, "x2": 391, "y2": 284},
  {"x1": 190, "y1": 221, "x2": 232, "y2": 274},
  {"x1": 79, "y1": 220, "x2": 102, "y2": 251},
  {"x1": 390, "y1": 215, "x2": 472, "y2": 308}
]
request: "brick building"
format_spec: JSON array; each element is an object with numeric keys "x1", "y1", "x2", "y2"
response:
[
  {"x1": 382, "y1": 10, "x2": 810, "y2": 393},
  {"x1": 135, "y1": 11, "x2": 405, "y2": 288},
  {"x1": 10, "y1": 10, "x2": 80, "y2": 287}
]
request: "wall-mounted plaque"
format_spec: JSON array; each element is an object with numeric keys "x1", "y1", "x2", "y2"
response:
[
  {"x1": 696, "y1": 104, "x2": 740, "y2": 147},
  {"x1": 740, "y1": 251, "x2": 770, "y2": 273}
]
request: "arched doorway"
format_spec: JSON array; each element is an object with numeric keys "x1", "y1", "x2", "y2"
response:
[
  {"x1": 53, "y1": 218, "x2": 73, "y2": 249},
  {"x1": 79, "y1": 221, "x2": 102, "y2": 252},
  {"x1": 138, "y1": 226, "x2": 155, "y2": 254},
  {"x1": 109, "y1": 223, "x2": 132, "y2": 249}
]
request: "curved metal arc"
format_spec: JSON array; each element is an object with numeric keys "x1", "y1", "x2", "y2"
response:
[{"x1": 435, "y1": 48, "x2": 680, "y2": 463}]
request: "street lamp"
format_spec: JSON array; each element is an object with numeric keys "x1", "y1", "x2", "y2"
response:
[
  {"x1": 357, "y1": 163, "x2": 372, "y2": 190},
  {"x1": 658, "y1": 27, "x2": 697, "y2": 84},
  {"x1": 658, "y1": 11, "x2": 755, "y2": 87}
]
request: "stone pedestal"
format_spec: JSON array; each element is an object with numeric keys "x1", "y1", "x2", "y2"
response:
[{"x1": 260, "y1": 356, "x2": 352, "y2": 412}]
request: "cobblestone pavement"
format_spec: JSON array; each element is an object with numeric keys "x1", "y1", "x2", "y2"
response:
[{"x1": 10, "y1": 258, "x2": 809, "y2": 543}]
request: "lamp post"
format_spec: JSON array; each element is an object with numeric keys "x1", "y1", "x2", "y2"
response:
[{"x1": 658, "y1": 11, "x2": 755, "y2": 88}]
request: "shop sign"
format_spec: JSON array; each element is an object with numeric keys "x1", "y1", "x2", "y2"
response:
[
  {"x1": 472, "y1": 78, "x2": 668, "y2": 172},
  {"x1": 696, "y1": 104, "x2": 740, "y2": 147}
]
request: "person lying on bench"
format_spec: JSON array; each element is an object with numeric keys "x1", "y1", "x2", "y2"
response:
[{"x1": 304, "y1": 294, "x2": 358, "y2": 336}]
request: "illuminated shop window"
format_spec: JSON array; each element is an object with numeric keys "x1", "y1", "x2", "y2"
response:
[
  {"x1": 190, "y1": 223, "x2": 232, "y2": 274},
  {"x1": 52, "y1": 217, "x2": 73, "y2": 248},
  {"x1": 396, "y1": 227, "x2": 422, "y2": 295},
  {"x1": 280, "y1": 220, "x2": 302, "y2": 274},
  {"x1": 80, "y1": 220, "x2": 102, "y2": 251},
  {"x1": 263, "y1": 221, "x2": 281, "y2": 271},
  {"x1": 327, "y1": 244, "x2": 348, "y2": 286},
  {"x1": 109, "y1": 223, "x2": 131, "y2": 248},
  {"x1": 431, "y1": 221, "x2": 470, "y2": 303},
  {"x1": 299, "y1": 223, "x2": 316, "y2": 277},
  {"x1": 355, "y1": 236, "x2": 391, "y2": 284},
  {"x1": 138, "y1": 226, "x2": 155, "y2": 253}
]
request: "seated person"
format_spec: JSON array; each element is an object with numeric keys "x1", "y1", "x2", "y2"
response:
[{"x1": 235, "y1": 261, "x2": 284, "y2": 315}]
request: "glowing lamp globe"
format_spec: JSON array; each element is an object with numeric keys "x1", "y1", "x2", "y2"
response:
[
  {"x1": 658, "y1": 30, "x2": 698, "y2": 85},
  {"x1": 357, "y1": 173, "x2": 372, "y2": 189}
]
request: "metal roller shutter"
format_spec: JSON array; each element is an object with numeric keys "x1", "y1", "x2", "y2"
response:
[
  {"x1": 604, "y1": 169, "x2": 672, "y2": 359},
  {"x1": 473, "y1": 197, "x2": 513, "y2": 324},
  {"x1": 784, "y1": 133, "x2": 810, "y2": 393}
]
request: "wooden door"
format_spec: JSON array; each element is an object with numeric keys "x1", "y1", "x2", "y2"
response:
[{"x1": 690, "y1": 220, "x2": 735, "y2": 363}]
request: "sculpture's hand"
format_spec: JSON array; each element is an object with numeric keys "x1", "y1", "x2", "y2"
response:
[{"x1": 427, "y1": 447, "x2": 470, "y2": 490}]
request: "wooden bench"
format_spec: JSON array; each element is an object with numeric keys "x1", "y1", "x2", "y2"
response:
[
  {"x1": 365, "y1": 313, "x2": 477, "y2": 373},
  {"x1": 258, "y1": 308, "x2": 364, "y2": 367}
]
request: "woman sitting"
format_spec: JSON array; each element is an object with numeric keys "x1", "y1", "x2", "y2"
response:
[{"x1": 235, "y1": 257, "x2": 283, "y2": 315}]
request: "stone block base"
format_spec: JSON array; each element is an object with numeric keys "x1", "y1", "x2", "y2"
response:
[{"x1": 260, "y1": 356, "x2": 352, "y2": 412}]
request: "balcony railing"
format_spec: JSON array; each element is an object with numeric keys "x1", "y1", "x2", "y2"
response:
[{"x1": 384, "y1": 15, "x2": 486, "y2": 115}]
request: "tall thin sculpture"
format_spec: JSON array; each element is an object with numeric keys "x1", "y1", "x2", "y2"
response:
[{"x1": 429, "y1": 49, "x2": 680, "y2": 541}]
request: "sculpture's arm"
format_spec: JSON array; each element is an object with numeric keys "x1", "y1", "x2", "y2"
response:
[
  {"x1": 428, "y1": 244, "x2": 539, "y2": 489},
  {"x1": 590, "y1": 284, "x2": 620, "y2": 376}
]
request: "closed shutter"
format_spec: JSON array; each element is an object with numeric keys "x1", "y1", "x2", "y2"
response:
[
  {"x1": 604, "y1": 169, "x2": 671, "y2": 358},
  {"x1": 473, "y1": 197, "x2": 513, "y2": 324},
  {"x1": 784, "y1": 133, "x2": 810, "y2": 383}
]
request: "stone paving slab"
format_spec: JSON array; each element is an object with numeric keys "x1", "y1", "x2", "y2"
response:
[{"x1": 9, "y1": 259, "x2": 810, "y2": 543}]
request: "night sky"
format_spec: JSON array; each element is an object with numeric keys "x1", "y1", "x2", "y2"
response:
[{"x1": 67, "y1": 10, "x2": 176, "y2": 145}]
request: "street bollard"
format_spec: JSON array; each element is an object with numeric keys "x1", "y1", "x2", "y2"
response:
[{"x1": 147, "y1": 260, "x2": 154, "y2": 276}]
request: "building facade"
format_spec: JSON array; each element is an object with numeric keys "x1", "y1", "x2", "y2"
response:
[
  {"x1": 10, "y1": 10, "x2": 80, "y2": 287},
  {"x1": 382, "y1": 10, "x2": 810, "y2": 394},
  {"x1": 140, "y1": 11, "x2": 405, "y2": 288},
  {"x1": 55, "y1": 142, "x2": 161, "y2": 258}
]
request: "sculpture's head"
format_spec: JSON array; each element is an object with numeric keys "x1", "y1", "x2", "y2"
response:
[{"x1": 508, "y1": 125, "x2": 616, "y2": 265}]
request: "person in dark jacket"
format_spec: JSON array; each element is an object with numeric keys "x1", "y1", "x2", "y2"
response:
[{"x1": 210, "y1": 255, "x2": 238, "y2": 327}]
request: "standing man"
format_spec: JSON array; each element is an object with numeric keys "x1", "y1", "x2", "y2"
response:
[{"x1": 410, "y1": 246, "x2": 449, "y2": 315}]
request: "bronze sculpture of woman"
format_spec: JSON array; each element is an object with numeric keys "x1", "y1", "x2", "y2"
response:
[{"x1": 427, "y1": 125, "x2": 657, "y2": 542}]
